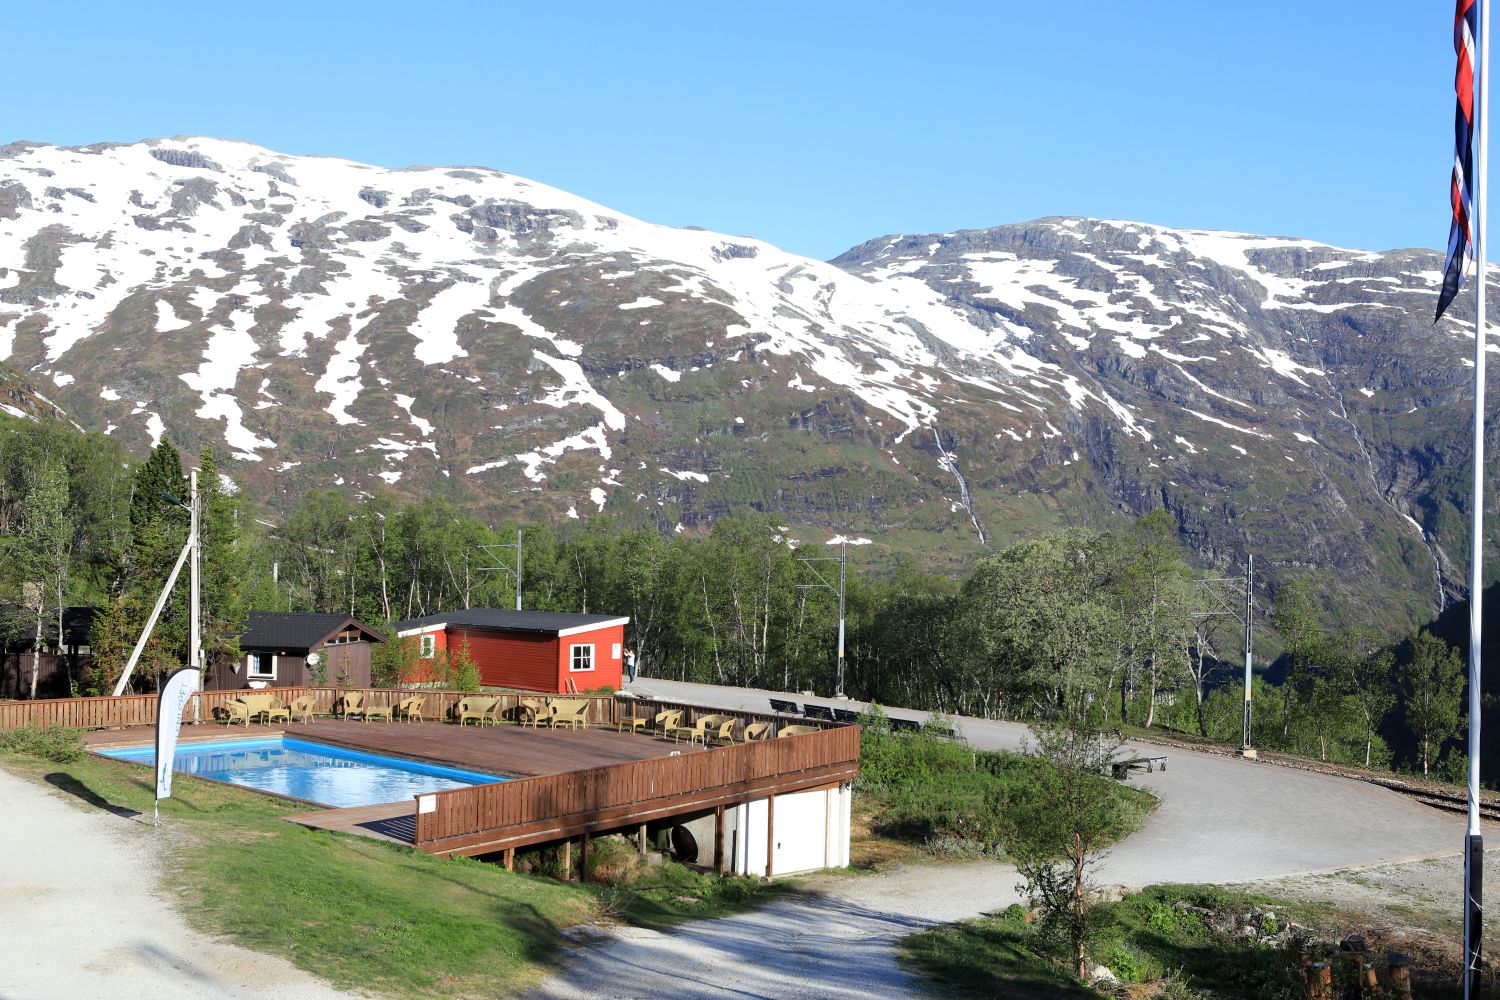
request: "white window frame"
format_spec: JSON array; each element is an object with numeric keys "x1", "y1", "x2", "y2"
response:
[
  {"x1": 419, "y1": 635, "x2": 436, "y2": 659},
  {"x1": 247, "y1": 652, "x2": 277, "y2": 679},
  {"x1": 612, "y1": 642, "x2": 622, "y2": 660},
  {"x1": 569, "y1": 643, "x2": 595, "y2": 672}
]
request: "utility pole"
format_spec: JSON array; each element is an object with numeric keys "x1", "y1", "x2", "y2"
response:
[
  {"x1": 479, "y1": 527, "x2": 523, "y2": 611},
  {"x1": 798, "y1": 538, "x2": 847, "y2": 698},
  {"x1": 1241, "y1": 554, "x2": 1253, "y2": 757},
  {"x1": 189, "y1": 468, "x2": 201, "y2": 691},
  {"x1": 1190, "y1": 554, "x2": 1255, "y2": 757}
]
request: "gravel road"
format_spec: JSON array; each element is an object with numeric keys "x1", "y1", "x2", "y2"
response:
[
  {"x1": 0, "y1": 767, "x2": 357, "y2": 1000},
  {"x1": 521, "y1": 678, "x2": 1467, "y2": 1000}
]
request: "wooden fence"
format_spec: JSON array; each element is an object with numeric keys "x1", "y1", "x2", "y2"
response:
[
  {"x1": 0, "y1": 686, "x2": 621, "y2": 732},
  {"x1": 412, "y1": 723, "x2": 861, "y2": 858}
]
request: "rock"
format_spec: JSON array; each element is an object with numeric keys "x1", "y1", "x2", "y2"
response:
[
  {"x1": 250, "y1": 162, "x2": 297, "y2": 185},
  {"x1": 1085, "y1": 963, "x2": 1117, "y2": 984},
  {"x1": 149, "y1": 148, "x2": 222, "y2": 171}
]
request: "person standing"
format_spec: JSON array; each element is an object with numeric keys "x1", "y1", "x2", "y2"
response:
[{"x1": 624, "y1": 646, "x2": 638, "y2": 684}]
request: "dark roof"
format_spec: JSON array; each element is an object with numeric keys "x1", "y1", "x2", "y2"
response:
[
  {"x1": 0, "y1": 606, "x2": 98, "y2": 649},
  {"x1": 238, "y1": 612, "x2": 385, "y2": 652},
  {"x1": 394, "y1": 608, "x2": 628, "y2": 636}
]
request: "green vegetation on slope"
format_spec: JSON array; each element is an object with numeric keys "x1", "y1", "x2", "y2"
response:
[{"x1": 903, "y1": 886, "x2": 1324, "y2": 1000}]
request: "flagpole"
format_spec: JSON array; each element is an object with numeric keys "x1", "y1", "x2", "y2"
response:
[{"x1": 1466, "y1": 2, "x2": 1490, "y2": 996}]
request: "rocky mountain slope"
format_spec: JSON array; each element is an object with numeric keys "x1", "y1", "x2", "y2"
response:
[{"x1": 0, "y1": 136, "x2": 1490, "y2": 627}]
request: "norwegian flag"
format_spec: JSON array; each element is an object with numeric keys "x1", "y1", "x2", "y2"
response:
[{"x1": 1439, "y1": 0, "x2": 1481, "y2": 322}]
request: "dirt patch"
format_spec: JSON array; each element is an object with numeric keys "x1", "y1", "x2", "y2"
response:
[{"x1": 1235, "y1": 851, "x2": 1500, "y2": 991}]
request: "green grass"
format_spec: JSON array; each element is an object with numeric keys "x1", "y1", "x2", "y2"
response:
[
  {"x1": 854, "y1": 714, "x2": 1156, "y2": 863},
  {"x1": 902, "y1": 886, "x2": 1350, "y2": 1000},
  {"x1": 903, "y1": 904, "x2": 1097, "y2": 999},
  {"x1": 0, "y1": 744, "x2": 784, "y2": 997}
]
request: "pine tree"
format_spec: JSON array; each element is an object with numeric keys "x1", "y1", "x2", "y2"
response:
[{"x1": 86, "y1": 596, "x2": 133, "y2": 695}]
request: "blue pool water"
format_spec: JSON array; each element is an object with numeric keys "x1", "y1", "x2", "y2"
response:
[{"x1": 97, "y1": 737, "x2": 506, "y2": 808}]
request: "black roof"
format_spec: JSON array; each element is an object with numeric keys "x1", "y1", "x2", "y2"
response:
[
  {"x1": 238, "y1": 612, "x2": 385, "y2": 652},
  {"x1": 0, "y1": 606, "x2": 98, "y2": 649},
  {"x1": 394, "y1": 608, "x2": 628, "y2": 635}
]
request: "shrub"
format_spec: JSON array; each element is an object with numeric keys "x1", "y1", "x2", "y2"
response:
[{"x1": 0, "y1": 724, "x2": 85, "y2": 763}]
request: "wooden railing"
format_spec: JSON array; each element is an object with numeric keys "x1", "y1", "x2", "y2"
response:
[
  {"x1": 0, "y1": 686, "x2": 619, "y2": 732},
  {"x1": 412, "y1": 723, "x2": 861, "y2": 857},
  {"x1": 623, "y1": 697, "x2": 836, "y2": 736}
]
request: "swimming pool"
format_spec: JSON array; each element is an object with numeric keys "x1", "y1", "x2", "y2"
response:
[{"x1": 96, "y1": 737, "x2": 507, "y2": 808}]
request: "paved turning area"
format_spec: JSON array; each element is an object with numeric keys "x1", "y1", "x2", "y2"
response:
[{"x1": 524, "y1": 677, "x2": 1465, "y2": 1000}]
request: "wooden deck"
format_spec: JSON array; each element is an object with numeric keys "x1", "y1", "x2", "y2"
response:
[
  {"x1": 85, "y1": 718, "x2": 705, "y2": 775},
  {"x1": 84, "y1": 718, "x2": 711, "y2": 848},
  {"x1": 80, "y1": 705, "x2": 857, "y2": 860},
  {"x1": 291, "y1": 800, "x2": 417, "y2": 845},
  {"x1": 294, "y1": 718, "x2": 708, "y2": 777}
]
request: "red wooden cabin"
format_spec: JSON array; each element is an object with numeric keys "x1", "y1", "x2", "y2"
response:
[{"x1": 394, "y1": 609, "x2": 629, "y2": 693}]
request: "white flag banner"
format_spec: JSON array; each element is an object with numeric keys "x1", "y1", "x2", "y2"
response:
[{"x1": 155, "y1": 666, "x2": 200, "y2": 804}]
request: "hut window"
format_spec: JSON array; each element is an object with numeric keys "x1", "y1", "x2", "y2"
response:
[
  {"x1": 247, "y1": 652, "x2": 276, "y2": 679},
  {"x1": 419, "y1": 635, "x2": 436, "y2": 659},
  {"x1": 569, "y1": 644, "x2": 595, "y2": 672}
]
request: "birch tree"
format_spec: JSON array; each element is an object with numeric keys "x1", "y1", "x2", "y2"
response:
[
  {"x1": 20, "y1": 461, "x2": 72, "y2": 698},
  {"x1": 1401, "y1": 630, "x2": 1464, "y2": 777}
]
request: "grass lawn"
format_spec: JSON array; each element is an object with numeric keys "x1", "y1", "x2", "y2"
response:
[{"x1": 0, "y1": 739, "x2": 784, "y2": 998}]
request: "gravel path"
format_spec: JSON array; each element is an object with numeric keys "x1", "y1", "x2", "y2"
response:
[
  {"x1": 524, "y1": 679, "x2": 1468, "y2": 1000},
  {"x1": 0, "y1": 767, "x2": 355, "y2": 1000}
]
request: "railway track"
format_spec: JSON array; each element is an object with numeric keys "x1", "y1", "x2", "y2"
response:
[{"x1": 1133, "y1": 731, "x2": 1500, "y2": 821}]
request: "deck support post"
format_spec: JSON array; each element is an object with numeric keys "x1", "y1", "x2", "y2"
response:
[
  {"x1": 714, "y1": 805, "x2": 725, "y2": 876},
  {"x1": 580, "y1": 830, "x2": 590, "y2": 883},
  {"x1": 765, "y1": 794, "x2": 775, "y2": 879},
  {"x1": 503, "y1": 848, "x2": 514, "y2": 872},
  {"x1": 562, "y1": 839, "x2": 572, "y2": 880},
  {"x1": 1388, "y1": 953, "x2": 1411, "y2": 999},
  {"x1": 637, "y1": 823, "x2": 648, "y2": 856}
]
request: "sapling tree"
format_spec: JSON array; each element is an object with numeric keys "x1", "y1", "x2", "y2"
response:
[{"x1": 1004, "y1": 715, "x2": 1127, "y2": 981}]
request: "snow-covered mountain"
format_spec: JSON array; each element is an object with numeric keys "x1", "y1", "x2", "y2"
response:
[{"x1": 0, "y1": 136, "x2": 1489, "y2": 626}]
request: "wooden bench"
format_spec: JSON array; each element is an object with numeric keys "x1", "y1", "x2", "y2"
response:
[
  {"x1": 548, "y1": 698, "x2": 591, "y2": 730},
  {"x1": 239, "y1": 693, "x2": 287, "y2": 725},
  {"x1": 1111, "y1": 755, "x2": 1167, "y2": 780},
  {"x1": 456, "y1": 696, "x2": 499, "y2": 726},
  {"x1": 777, "y1": 724, "x2": 823, "y2": 738}
]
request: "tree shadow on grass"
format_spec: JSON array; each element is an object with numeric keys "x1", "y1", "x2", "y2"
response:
[{"x1": 45, "y1": 771, "x2": 142, "y2": 819}]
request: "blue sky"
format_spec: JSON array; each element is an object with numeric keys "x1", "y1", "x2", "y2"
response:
[{"x1": 5, "y1": 2, "x2": 1457, "y2": 260}]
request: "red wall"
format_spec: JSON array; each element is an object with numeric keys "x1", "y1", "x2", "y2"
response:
[
  {"x1": 402, "y1": 629, "x2": 450, "y2": 684},
  {"x1": 403, "y1": 623, "x2": 625, "y2": 693},
  {"x1": 555, "y1": 623, "x2": 624, "y2": 692},
  {"x1": 450, "y1": 620, "x2": 627, "y2": 692},
  {"x1": 452, "y1": 628, "x2": 559, "y2": 691}
]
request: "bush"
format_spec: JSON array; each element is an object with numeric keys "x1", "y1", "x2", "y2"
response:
[{"x1": 0, "y1": 724, "x2": 86, "y2": 763}]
